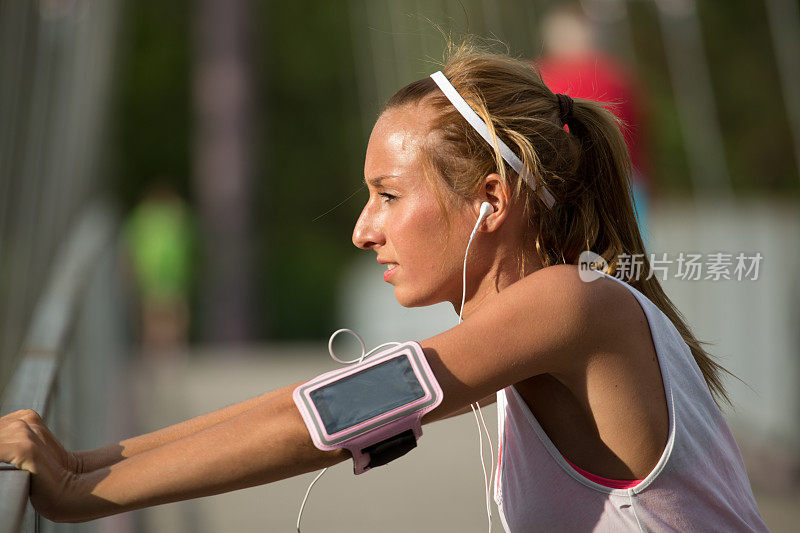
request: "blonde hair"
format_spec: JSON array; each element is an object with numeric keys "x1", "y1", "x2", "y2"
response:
[{"x1": 383, "y1": 39, "x2": 732, "y2": 406}]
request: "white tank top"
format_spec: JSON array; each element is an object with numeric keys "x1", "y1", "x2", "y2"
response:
[{"x1": 494, "y1": 271, "x2": 768, "y2": 532}]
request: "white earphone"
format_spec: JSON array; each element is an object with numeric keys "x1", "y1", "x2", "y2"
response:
[
  {"x1": 463, "y1": 201, "x2": 493, "y2": 316},
  {"x1": 461, "y1": 199, "x2": 497, "y2": 533},
  {"x1": 478, "y1": 201, "x2": 493, "y2": 223},
  {"x1": 472, "y1": 201, "x2": 493, "y2": 237}
]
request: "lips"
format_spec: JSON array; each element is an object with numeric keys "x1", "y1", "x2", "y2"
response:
[{"x1": 379, "y1": 260, "x2": 399, "y2": 282}]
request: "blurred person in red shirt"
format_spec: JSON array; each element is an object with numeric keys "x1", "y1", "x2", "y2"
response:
[{"x1": 535, "y1": 3, "x2": 652, "y2": 246}]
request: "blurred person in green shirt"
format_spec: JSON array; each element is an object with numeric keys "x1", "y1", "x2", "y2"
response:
[{"x1": 123, "y1": 184, "x2": 195, "y2": 356}]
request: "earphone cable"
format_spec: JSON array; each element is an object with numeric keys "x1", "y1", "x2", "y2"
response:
[
  {"x1": 460, "y1": 208, "x2": 495, "y2": 532},
  {"x1": 296, "y1": 329, "x2": 401, "y2": 533}
]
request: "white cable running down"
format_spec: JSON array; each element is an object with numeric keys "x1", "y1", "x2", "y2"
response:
[
  {"x1": 297, "y1": 329, "x2": 402, "y2": 532},
  {"x1": 459, "y1": 211, "x2": 496, "y2": 533}
]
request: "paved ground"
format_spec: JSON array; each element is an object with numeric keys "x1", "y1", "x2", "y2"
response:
[{"x1": 123, "y1": 344, "x2": 798, "y2": 533}]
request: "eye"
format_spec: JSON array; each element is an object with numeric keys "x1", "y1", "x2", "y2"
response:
[{"x1": 379, "y1": 192, "x2": 397, "y2": 203}]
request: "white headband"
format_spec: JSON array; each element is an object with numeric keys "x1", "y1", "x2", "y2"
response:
[{"x1": 429, "y1": 71, "x2": 555, "y2": 209}]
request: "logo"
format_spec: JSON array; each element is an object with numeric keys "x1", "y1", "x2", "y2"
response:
[{"x1": 578, "y1": 250, "x2": 608, "y2": 282}]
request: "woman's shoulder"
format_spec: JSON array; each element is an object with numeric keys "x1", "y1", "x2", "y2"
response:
[
  {"x1": 509, "y1": 264, "x2": 626, "y2": 318},
  {"x1": 420, "y1": 263, "x2": 632, "y2": 417},
  {"x1": 510, "y1": 264, "x2": 643, "y2": 357},
  {"x1": 460, "y1": 264, "x2": 628, "y2": 367}
]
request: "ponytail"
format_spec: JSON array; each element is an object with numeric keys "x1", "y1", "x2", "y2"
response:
[{"x1": 563, "y1": 98, "x2": 733, "y2": 406}]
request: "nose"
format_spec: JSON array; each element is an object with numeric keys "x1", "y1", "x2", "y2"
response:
[{"x1": 352, "y1": 201, "x2": 384, "y2": 250}]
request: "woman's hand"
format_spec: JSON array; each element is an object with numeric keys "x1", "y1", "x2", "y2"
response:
[
  {"x1": 0, "y1": 409, "x2": 80, "y2": 521},
  {"x1": 2, "y1": 409, "x2": 82, "y2": 473}
]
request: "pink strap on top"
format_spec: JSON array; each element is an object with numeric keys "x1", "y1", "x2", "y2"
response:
[{"x1": 562, "y1": 455, "x2": 644, "y2": 490}]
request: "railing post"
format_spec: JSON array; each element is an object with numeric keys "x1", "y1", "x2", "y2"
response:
[{"x1": 0, "y1": 202, "x2": 115, "y2": 533}]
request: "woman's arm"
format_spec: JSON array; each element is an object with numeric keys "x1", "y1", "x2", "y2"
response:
[
  {"x1": 61, "y1": 389, "x2": 501, "y2": 522},
  {"x1": 51, "y1": 387, "x2": 350, "y2": 522},
  {"x1": 75, "y1": 379, "x2": 495, "y2": 473},
  {"x1": 75, "y1": 384, "x2": 297, "y2": 473},
  {"x1": 3, "y1": 265, "x2": 597, "y2": 523}
]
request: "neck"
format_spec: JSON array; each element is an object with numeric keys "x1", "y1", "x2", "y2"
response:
[{"x1": 454, "y1": 246, "x2": 544, "y2": 321}]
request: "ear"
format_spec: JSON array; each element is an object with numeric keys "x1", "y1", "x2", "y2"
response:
[{"x1": 474, "y1": 173, "x2": 512, "y2": 233}]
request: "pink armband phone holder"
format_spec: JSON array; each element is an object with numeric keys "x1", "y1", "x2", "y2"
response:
[{"x1": 293, "y1": 341, "x2": 443, "y2": 474}]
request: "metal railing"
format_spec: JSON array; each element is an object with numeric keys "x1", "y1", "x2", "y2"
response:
[
  {"x1": 0, "y1": 203, "x2": 117, "y2": 533},
  {"x1": 0, "y1": 2, "x2": 123, "y2": 529}
]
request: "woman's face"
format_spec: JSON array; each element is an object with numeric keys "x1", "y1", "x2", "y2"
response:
[{"x1": 352, "y1": 104, "x2": 472, "y2": 308}]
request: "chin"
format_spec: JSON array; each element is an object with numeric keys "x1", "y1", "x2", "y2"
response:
[{"x1": 393, "y1": 286, "x2": 440, "y2": 309}]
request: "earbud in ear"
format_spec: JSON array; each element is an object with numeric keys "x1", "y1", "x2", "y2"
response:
[
  {"x1": 478, "y1": 202, "x2": 493, "y2": 225},
  {"x1": 469, "y1": 201, "x2": 494, "y2": 239}
]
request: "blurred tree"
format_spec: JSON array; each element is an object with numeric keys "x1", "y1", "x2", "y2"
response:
[
  {"x1": 696, "y1": 0, "x2": 797, "y2": 192},
  {"x1": 112, "y1": 1, "x2": 191, "y2": 209},
  {"x1": 193, "y1": 0, "x2": 255, "y2": 343},
  {"x1": 627, "y1": 0, "x2": 798, "y2": 195},
  {"x1": 254, "y1": 0, "x2": 364, "y2": 339}
]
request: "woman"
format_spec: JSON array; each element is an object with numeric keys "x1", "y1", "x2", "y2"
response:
[{"x1": 0, "y1": 41, "x2": 767, "y2": 530}]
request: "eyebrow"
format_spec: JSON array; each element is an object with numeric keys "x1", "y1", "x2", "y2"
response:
[{"x1": 363, "y1": 175, "x2": 400, "y2": 187}]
